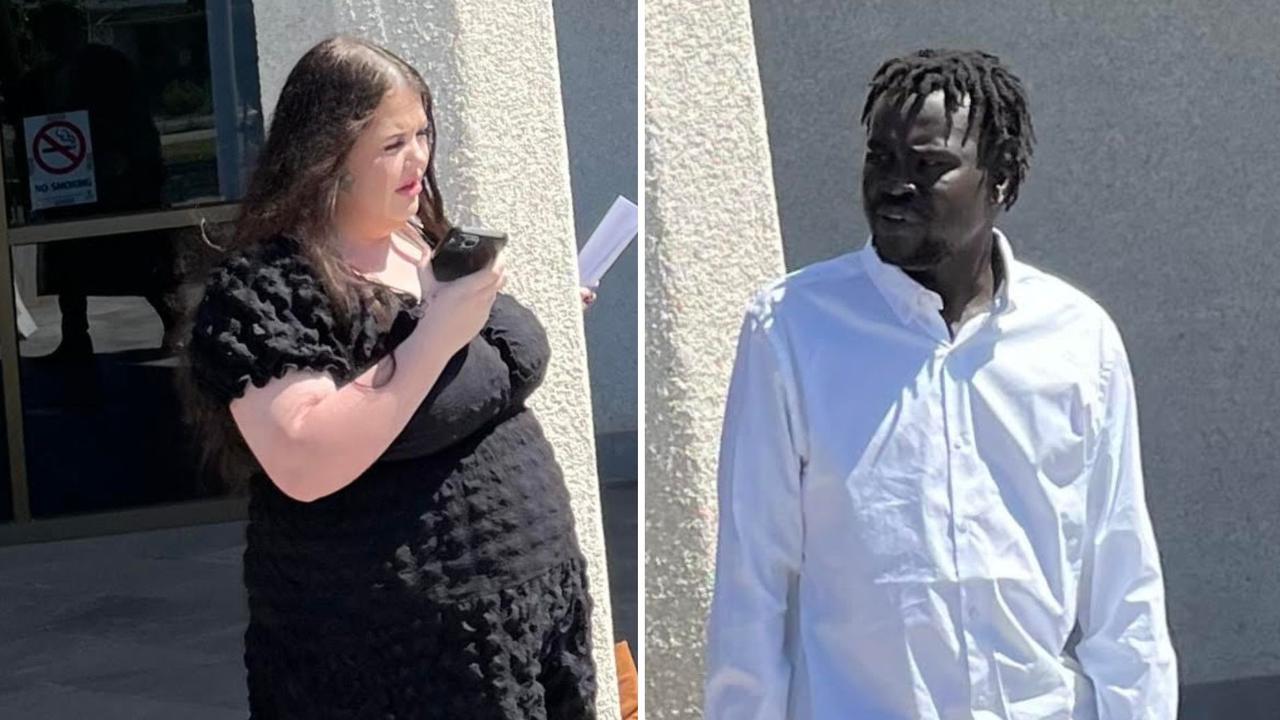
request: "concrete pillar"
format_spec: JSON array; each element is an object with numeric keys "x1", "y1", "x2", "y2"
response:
[
  {"x1": 553, "y1": 0, "x2": 640, "y2": 483},
  {"x1": 644, "y1": 0, "x2": 787, "y2": 716},
  {"x1": 253, "y1": 2, "x2": 618, "y2": 717}
]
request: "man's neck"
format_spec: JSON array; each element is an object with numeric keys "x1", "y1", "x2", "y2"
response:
[{"x1": 907, "y1": 228, "x2": 1001, "y2": 331}]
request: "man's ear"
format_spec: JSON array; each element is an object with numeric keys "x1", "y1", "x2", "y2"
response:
[{"x1": 992, "y1": 178, "x2": 1010, "y2": 207}]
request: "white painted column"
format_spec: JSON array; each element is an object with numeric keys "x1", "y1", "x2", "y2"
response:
[
  {"x1": 253, "y1": 2, "x2": 618, "y2": 717},
  {"x1": 644, "y1": 0, "x2": 788, "y2": 716}
]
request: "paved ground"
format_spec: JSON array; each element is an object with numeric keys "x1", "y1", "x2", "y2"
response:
[
  {"x1": 0, "y1": 521, "x2": 253, "y2": 718},
  {"x1": 0, "y1": 480, "x2": 637, "y2": 718}
]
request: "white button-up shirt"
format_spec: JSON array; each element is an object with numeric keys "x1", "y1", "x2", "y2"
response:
[{"x1": 705, "y1": 230, "x2": 1177, "y2": 720}]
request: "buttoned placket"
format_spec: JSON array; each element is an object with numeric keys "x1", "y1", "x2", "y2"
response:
[
  {"x1": 919, "y1": 295, "x2": 1004, "y2": 716},
  {"x1": 837, "y1": 235, "x2": 1063, "y2": 718}
]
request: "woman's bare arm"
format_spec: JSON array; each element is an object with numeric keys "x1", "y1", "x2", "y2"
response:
[{"x1": 229, "y1": 256, "x2": 505, "y2": 502}]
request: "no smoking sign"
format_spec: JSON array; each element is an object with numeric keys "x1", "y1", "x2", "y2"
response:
[{"x1": 24, "y1": 110, "x2": 97, "y2": 211}]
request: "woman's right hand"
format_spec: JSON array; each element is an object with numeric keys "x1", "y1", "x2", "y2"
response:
[{"x1": 416, "y1": 251, "x2": 507, "y2": 353}]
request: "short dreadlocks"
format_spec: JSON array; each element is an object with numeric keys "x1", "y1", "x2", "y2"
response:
[{"x1": 861, "y1": 49, "x2": 1036, "y2": 210}]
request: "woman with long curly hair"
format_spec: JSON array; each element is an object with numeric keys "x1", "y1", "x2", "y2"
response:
[{"x1": 182, "y1": 35, "x2": 596, "y2": 719}]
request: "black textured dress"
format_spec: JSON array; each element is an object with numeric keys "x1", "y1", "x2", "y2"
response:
[{"x1": 188, "y1": 235, "x2": 596, "y2": 719}]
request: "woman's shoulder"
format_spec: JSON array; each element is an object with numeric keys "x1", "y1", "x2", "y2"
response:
[
  {"x1": 206, "y1": 233, "x2": 313, "y2": 286},
  {"x1": 190, "y1": 235, "x2": 350, "y2": 403},
  {"x1": 201, "y1": 235, "x2": 331, "y2": 317}
]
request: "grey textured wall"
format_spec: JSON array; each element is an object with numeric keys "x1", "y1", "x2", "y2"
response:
[
  {"x1": 552, "y1": 0, "x2": 639, "y2": 479},
  {"x1": 749, "y1": 0, "x2": 1280, "y2": 705}
]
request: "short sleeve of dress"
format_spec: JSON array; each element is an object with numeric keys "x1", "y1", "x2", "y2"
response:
[{"x1": 188, "y1": 246, "x2": 353, "y2": 405}]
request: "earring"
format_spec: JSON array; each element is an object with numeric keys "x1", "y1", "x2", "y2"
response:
[{"x1": 339, "y1": 173, "x2": 354, "y2": 191}]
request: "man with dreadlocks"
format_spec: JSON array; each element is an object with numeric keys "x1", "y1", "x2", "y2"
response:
[{"x1": 705, "y1": 49, "x2": 1177, "y2": 719}]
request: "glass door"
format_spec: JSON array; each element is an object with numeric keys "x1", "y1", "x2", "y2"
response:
[{"x1": 0, "y1": 0, "x2": 262, "y2": 533}]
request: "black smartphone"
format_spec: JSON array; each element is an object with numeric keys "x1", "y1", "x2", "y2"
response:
[{"x1": 431, "y1": 226, "x2": 509, "y2": 282}]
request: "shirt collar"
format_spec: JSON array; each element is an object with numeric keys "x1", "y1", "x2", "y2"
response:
[{"x1": 860, "y1": 228, "x2": 1020, "y2": 326}]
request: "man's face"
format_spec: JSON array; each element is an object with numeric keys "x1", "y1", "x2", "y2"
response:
[{"x1": 861, "y1": 89, "x2": 1001, "y2": 271}]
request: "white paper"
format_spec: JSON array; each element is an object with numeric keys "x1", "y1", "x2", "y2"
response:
[
  {"x1": 14, "y1": 280, "x2": 36, "y2": 339},
  {"x1": 577, "y1": 195, "x2": 637, "y2": 288}
]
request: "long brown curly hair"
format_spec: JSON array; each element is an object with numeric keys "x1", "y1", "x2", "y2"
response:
[{"x1": 178, "y1": 35, "x2": 451, "y2": 492}]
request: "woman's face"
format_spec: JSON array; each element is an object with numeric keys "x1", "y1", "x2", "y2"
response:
[{"x1": 336, "y1": 83, "x2": 432, "y2": 239}]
